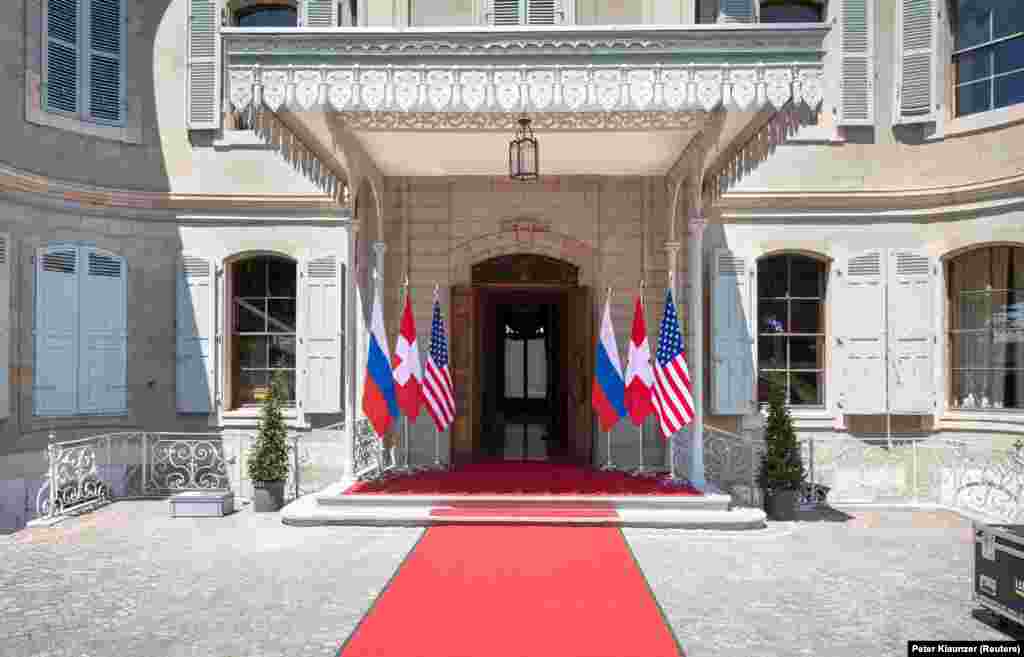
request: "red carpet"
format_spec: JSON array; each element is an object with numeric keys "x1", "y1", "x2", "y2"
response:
[
  {"x1": 429, "y1": 502, "x2": 618, "y2": 519},
  {"x1": 337, "y1": 525, "x2": 684, "y2": 657},
  {"x1": 344, "y1": 461, "x2": 701, "y2": 496}
]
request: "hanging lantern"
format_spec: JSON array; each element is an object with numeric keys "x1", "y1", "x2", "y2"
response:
[{"x1": 508, "y1": 115, "x2": 539, "y2": 182}]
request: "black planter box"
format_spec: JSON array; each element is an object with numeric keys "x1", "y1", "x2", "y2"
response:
[{"x1": 973, "y1": 522, "x2": 1024, "y2": 628}]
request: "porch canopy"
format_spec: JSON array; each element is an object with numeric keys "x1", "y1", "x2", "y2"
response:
[{"x1": 212, "y1": 24, "x2": 831, "y2": 206}]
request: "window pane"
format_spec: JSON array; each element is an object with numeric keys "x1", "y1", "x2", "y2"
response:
[
  {"x1": 757, "y1": 371, "x2": 787, "y2": 404},
  {"x1": 758, "y1": 257, "x2": 787, "y2": 298},
  {"x1": 235, "y1": 259, "x2": 267, "y2": 297},
  {"x1": 526, "y1": 338, "x2": 546, "y2": 399},
  {"x1": 951, "y1": 369, "x2": 1024, "y2": 409},
  {"x1": 759, "y1": 300, "x2": 788, "y2": 333},
  {"x1": 952, "y1": 332, "x2": 992, "y2": 369},
  {"x1": 267, "y1": 259, "x2": 297, "y2": 297},
  {"x1": 957, "y1": 79, "x2": 992, "y2": 116},
  {"x1": 269, "y1": 336, "x2": 296, "y2": 369},
  {"x1": 957, "y1": 1, "x2": 992, "y2": 50},
  {"x1": 995, "y1": 69, "x2": 1024, "y2": 109},
  {"x1": 236, "y1": 299, "x2": 266, "y2": 332},
  {"x1": 278, "y1": 370, "x2": 296, "y2": 403},
  {"x1": 237, "y1": 370, "x2": 270, "y2": 406},
  {"x1": 789, "y1": 336, "x2": 824, "y2": 370},
  {"x1": 789, "y1": 372, "x2": 823, "y2": 406},
  {"x1": 957, "y1": 291, "x2": 993, "y2": 330},
  {"x1": 759, "y1": 335, "x2": 786, "y2": 369},
  {"x1": 759, "y1": 4, "x2": 821, "y2": 23},
  {"x1": 995, "y1": 38, "x2": 1024, "y2": 76},
  {"x1": 790, "y1": 300, "x2": 823, "y2": 333},
  {"x1": 238, "y1": 336, "x2": 268, "y2": 369},
  {"x1": 267, "y1": 299, "x2": 296, "y2": 333},
  {"x1": 505, "y1": 337, "x2": 524, "y2": 399},
  {"x1": 789, "y1": 257, "x2": 824, "y2": 297},
  {"x1": 236, "y1": 7, "x2": 298, "y2": 27},
  {"x1": 994, "y1": 3, "x2": 1024, "y2": 40},
  {"x1": 957, "y1": 49, "x2": 991, "y2": 84}
]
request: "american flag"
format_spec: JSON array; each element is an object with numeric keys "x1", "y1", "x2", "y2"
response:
[
  {"x1": 652, "y1": 287, "x2": 694, "y2": 438},
  {"x1": 423, "y1": 289, "x2": 456, "y2": 432}
]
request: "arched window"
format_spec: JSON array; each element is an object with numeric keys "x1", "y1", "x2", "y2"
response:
[
  {"x1": 760, "y1": 0, "x2": 823, "y2": 23},
  {"x1": 757, "y1": 253, "x2": 827, "y2": 406},
  {"x1": 234, "y1": 4, "x2": 297, "y2": 27},
  {"x1": 232, "y1": 255, "x2": 297, "y2": 407},
  {"x1": 947, "y1": 245, "x2": 1024, "y2": 410}
]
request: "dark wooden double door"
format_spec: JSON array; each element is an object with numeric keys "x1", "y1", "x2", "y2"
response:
[{"x1": 449, "y1": 285, "x2": 593, "y2": 465}]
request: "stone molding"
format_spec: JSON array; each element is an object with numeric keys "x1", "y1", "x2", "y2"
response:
[
  {"x1": 227, "y1": 63, "x2": 825, "y2": 116},
  {"x1": 331, "y1": 111, "x2": 702, "y2": 131},
  {"x1": 450, "y1": 226, "x2": 595, "y2": 285}
]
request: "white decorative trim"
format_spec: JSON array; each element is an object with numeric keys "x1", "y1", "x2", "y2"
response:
[
  {"x1": 332, "y1": 110, "x2": 702, "y2": 131},
  {"x1": 228, "y1": 64, "x2": 826, "y2": 116}
]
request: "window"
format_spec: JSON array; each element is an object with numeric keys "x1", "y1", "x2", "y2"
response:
[
  {"x1": 575, "y1": 0, "x2": 642, "y2": 25},
  {"x1": 489, "y1": 0, "x2": 559, "y2": 25},
  {"x1": 232, "y1": 256, "x2": 297, "y2": 407},
  {"x1": 954, "y1": 1, "x2": 1024, "y2": 117},
  {"x1": 44, "y1": 0, "x2": 126, "y2": 124},
  {"x1": 947, "y1": 245, "x2": 1024, "y2": 410},
  {"x1": 409, "y1": 0, "x2": 475, "y2": 26},
  {"x1": 235, "y1": 4, "x2": 297, "y2": 26},
  {"x1": 34, "y1": 244, "x2": 127, "y2": 416},
  {"x1": 757, "y1": 254, "x2": 827, "y2": 406},
  {"x1": 503, "y1": 309, "x2": 548, "y2": 400},
  {"x1": 759, "y1": 0, "x2": 823, "y2": 23}
]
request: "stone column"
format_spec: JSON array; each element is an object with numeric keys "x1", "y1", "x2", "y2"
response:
[
  {"x1": 687, "y1": 213, "x2": 707, "y2": 491},
  {"x1": 664, "y1": 240, "x2": 682, "y2": 480},
  {"x1": 373, "y1": 241, "x2": 387, "y2": 297}
]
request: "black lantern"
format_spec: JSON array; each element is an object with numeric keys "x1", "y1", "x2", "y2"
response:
[{"x1": 508, "y1": 116, "x2": 538, "y2": 182}]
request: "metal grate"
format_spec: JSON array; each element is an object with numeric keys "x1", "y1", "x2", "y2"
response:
[
  {"x1": 526, "y1": 0, "x2": 557, "y2": 25},
  {"x1": 88, "y1": 251, "x2": 122, "y2": 277},
  {"x1": 717, "y1": 253, "x2": 745, "y2": 276},
  {"x1": 308, "y1": 257, "x2": 337, "y2": 279},
  {"x1": 43, "y1": 249, "x2": 76, "y2": 274},
  {"x1": 848, "y1": 251, "x2": 881, "y2": 277},
  {"x1": 183, "y1": 256, "x2": 209, "y2": 278},
  {"x1": 895, "y1": 251, "x2": 930, "y2": 276}
]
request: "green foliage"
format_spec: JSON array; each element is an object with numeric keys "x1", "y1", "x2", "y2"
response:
[
  {"x1": 757, "y1": 380, "x2": 806, "y2": 492},
  {"x1": 247, "y1": 371, "x2": 291, "y2": 483}
]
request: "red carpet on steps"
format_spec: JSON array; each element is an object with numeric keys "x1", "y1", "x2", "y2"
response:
[
  {"x1": 344, "y1": 461, "x2": 702, "y2": 496},
  {"x1": 429, "y1": 502, "x2": 618, "y2": 519},
  {"x1": 337, "y1": 525, "x2": 685, "y2": 657}
]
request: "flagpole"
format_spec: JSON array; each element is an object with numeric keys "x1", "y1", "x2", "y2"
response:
[
  {"x1": 601, "y1": 286, "x2": 616, "y2": 472},
  {"x1": 668, "y1": 269, "x2": 677, "y2": 481},
  {"x1": 432, "y1": 283, "x2": 444, "y2": 471},
  {"x1": 637, "y1": 279, "x2": 646, "y2": 476},
  {"x1": 402, "y1": 275, "x2": 414, "y2": 472}
]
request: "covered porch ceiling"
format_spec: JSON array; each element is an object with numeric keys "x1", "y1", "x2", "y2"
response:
[{"x1": 222, "y1": 24, "x2": 830, "y2": 194}]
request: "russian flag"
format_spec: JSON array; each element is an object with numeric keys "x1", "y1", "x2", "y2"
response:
[
  {"x1": 592, "y1": 291, "x2": 626, "y2": 432},
  {"x1": 362, "y1": 282, "x2": 399, "y2": 438},
  {"x1": 392, "y1": 292, "x2": 424, "y2": 420}
]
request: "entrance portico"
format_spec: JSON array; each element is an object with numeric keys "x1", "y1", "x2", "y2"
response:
[{"x1": 214, "y1": 23, "x2": 831, "y2": 488}]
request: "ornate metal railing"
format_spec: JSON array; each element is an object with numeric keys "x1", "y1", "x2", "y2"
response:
[
  {"x1": 353, "y1": 417, "x2": 397, "y2": 480},
  {"x1": 702, "y1": 424, "x2": 765, "y2": 508}
]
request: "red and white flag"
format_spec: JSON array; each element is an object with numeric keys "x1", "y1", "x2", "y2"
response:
[
  {"x1": 623, "y1": 295, "x2": 655, "y2": 426},
  {"x1": 392, "y1": 292, "x2": 423, "y2": 420},
  {"x1": 652, "y1": 286, "x2": 695, "y2": 439},
  {"x1": 423, "y1": 288, "x2": 456, "y2": 432}
]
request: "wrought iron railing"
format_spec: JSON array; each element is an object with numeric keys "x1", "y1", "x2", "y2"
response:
[
  {"x1": 353, "y1": 417, "x2": 397, "y2": 480},
  {"x1": 702, "y1": 424, "x2": 765, "y2": 508}
]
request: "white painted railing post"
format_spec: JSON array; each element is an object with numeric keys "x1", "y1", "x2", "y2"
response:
[{"x1": 47, "y1": 432, "x2": 56, "y2": 517}]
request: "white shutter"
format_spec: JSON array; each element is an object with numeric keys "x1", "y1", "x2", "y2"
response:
[
  {"x1": 837, "y1": 250, "x2": 887, "y2": 414},
  {"x1": 78, "y1": 248, "x2": 127, "y2": 414},
  {"x1": 712, "y1": 249, "x2": 755, "y2": 415},
  {"x1": 45, "y1": 0, "x2": 80, "y2": 114},
  {"x1": 526, "y1": 0, "x2": 558, "y2": 24},
  {"x1": 491, "y1": 0, "x2": 521, "y2": 25},
  {"x1": 84, "y1": 0, "x2": 125, "y2": 123},
  {"x1": 176, "y1": 255, "x2": 215, "y2": 413},
  {"x1": 838, "y1": 0, "x2": 874, "y2": 125},
  {"x1": 718, "y1": 0, "x2": 754, "y2": 23},
  {"x1": 187, "y1": 0, "x2": 220, "y2": 129},
  {"x1": 887, "y1": 250, "x2": 935, "y2": 413},
  {"x1": 303, "y1": 0, "x2": 337, "y2": 26},
  {"x1": 0, "y1": 234, "x2": 10, "y2": 419},
  {"x1": 34, "y1": 245, "x2": 79, "y2": 416},
  {"x1": 302, "y1": 255, "x2": 343, "y2": 413},
  {"x1": 895, "y1": 0, "x2": 936, "y2": 124}
]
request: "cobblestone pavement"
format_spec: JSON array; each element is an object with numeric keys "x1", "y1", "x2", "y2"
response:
[{"x1": 0, "y1": 502, "x2": 1016, "y2": 657}]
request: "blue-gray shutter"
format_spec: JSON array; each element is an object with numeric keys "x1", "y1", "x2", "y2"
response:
[
  {"x1": 34, "y1": 245, "x2": 80, "y2": 416},
  {"x1": 85, "y1": 0, "x2": 125, "y2": 123},
  {"x1": 45, "y1": 0, "x2": 80, "y2": 114},
  {"x1": 718, "y1": 0, "x2": 755, "y2": 23},
  {"x1": 187, "y1": 0, "x2": 220, "y2": 129},
  {"x1": 711, "y1": 249, "x2": 756, "y2": 415},
  {"x1": 887, "y1": 250, "x2": 935, "y2": 413},
  {"x1": 0, "y1": 234, "x2": 9, "y2": 420},
  {"x1": 302, "y1": 0, "x2": 337, "y2": 26},
  {"x1": 838, "y1": 0, "x2": 874, "y2": 125},
  {"x1": 78, "y1": 248, "x2": 127, "y2": 414},
  {"x1": 490, "y1": 0, "x2": 521, "y2": 25},
  {"x1": 836, "y1": 250, "x2": 887, "y2": 414},
  {"x1": 895, "y1": 0, "x2": 936, "y2": 124},
  {"x1": 303, "y1": 256, "x2": 343, "y2": 413},
  {"x1": 176, "y1": 255, "x2": 215, "y2": 413}
]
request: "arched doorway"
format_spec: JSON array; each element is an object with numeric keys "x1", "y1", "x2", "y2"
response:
[{"x1": 449, "y1": 254, "x2": 593, "y2": 466}]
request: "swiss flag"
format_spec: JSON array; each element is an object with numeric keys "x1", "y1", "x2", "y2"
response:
[
  {"x1": 392, "y1": 293, "x2": 424, "y2": 420},
  {"x1": 623, "y1": 295, "x2": 655, "y2": 426}
]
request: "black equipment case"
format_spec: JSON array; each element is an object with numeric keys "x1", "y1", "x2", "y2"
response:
[{"x1": 974, "y1": 522, "x2": 1024, "y2": 627}]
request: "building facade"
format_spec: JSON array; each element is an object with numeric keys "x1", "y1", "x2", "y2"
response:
[{"x1": 1, "y1": 0, "x2": 1022, "y2": 524}]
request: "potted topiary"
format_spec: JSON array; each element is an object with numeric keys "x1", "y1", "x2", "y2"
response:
[
  {"x1": 248, "y1": 370, "x2": 291, "y2": 512},
  {"x1": 757, "y1": 378, "x2": 806, "y2": 521}
]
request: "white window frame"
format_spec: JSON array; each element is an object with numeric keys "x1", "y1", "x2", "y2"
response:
[
  {"x1": 41, "y1": 0, "x2": 127, "y2": 127},
  {"x1": 951, "y1": 4, "x2": 1024, "y2": 119}
]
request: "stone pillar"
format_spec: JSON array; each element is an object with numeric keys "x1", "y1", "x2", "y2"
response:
[
  {"x1": 373, "y1": 241, "x2": 387, "y2": 297},
  {"x1": 664, "y1": 240, "x2": 682, "y2": 480},
  {"x1": 687, "y1": 213, "x2": 707, "y2": 491}
]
